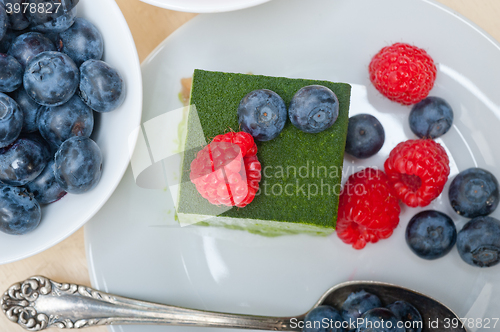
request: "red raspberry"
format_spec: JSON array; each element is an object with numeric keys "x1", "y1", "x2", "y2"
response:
[
  {"x1": 369, "y1": 43, "x2": 437, "y2": 105},
  {"x1": 384, "y1": 139, "x2": 450, "y2": 207},
  {"x1": 337, "y1": 168, "x2": 401, "y2": 250},
  {"x1": 212, "y1": 131, "x2": 257, "y2": 158},
  {"x1": 190, "y1": 132, "x2": 261, "y2": 208}
]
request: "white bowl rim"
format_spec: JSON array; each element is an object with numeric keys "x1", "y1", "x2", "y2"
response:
[{"x1": 139, "y1": 0, "x2": 271, "y2": 13}]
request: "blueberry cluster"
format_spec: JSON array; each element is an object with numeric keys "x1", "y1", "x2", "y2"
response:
[
  {"x1": 0, "y1": 1, "x2": 124, "y2": 235},
  {"x1": 451, "y1": 168, "x2": 500, "y2": 267},
  {"x1": 404, "y1": 168, "x2": 500, "y2": 267},
  {"x1": 238, "y1": 85, "x2": 339, "y2": 141},
  {"x1": 381, "y1": 94, "x2": 500, "y2": 267},
  {"x1": 302, "y1": 290, "x2": 422, "y2": 332}
]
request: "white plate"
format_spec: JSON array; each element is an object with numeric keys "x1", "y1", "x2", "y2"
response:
[
  {"x1": 139, "y1": 0, "x2": 270, "y2": 13},
  {"x1": 85, "y1": 0, "x2": 500, "y2": 331},
  {"x1": 0, "y1": 0, "x2": 142, "y2": 264}
]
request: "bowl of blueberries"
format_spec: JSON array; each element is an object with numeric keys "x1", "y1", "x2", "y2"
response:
[{"x1": 0, "y1": 0, "x2": 142, "y2": 264}]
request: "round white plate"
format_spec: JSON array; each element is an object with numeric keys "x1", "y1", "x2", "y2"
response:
[
  {"x1": 0, "y1": 0, "x2": 142, "y2": 264},
  {"x1": 139, "y1": 0, "x2": 270, "y2": 13},
  {"x1": 85, "y1": 0, "x2": 500, "y2": 331}
]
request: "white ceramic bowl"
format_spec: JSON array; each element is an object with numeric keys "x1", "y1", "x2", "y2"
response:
[
  {"x1": 0, "y1": 0, "x2": 142, "y2": 264},
  {"x1": 139, "y1": 0, "x2": 270, "y2": 13}
]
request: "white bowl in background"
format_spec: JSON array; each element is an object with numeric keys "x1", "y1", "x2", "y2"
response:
[
  {"x1": 139, "y1": 0, "x2": 270, "y2": 13},
  {"x1": 0, "y1": 0, "x2": 142, "y2": 264}
]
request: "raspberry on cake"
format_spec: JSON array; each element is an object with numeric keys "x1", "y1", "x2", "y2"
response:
[
  {"x1": 190, "y1": 131, "x2": 261, "y2": 208},
  {"x1": 369, "y1": 43, "x2": 437, "y2": 105},
  {"x1": 337, "y1": 168, "x2": 401, "y2": 249},
  {"x1": 384, "y1": 139, "x2": 450, "y2": 207}
]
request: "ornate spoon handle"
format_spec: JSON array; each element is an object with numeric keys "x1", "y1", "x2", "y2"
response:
[{"x1": 1, "y1": 276, "x2": 301, "y2": 331}]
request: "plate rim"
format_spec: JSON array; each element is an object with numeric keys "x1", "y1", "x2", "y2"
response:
[{"x1": 85, "y1": 0, "x2": 500, "y2": 328}]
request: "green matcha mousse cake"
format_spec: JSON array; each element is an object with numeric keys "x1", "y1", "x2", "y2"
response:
[{"x1": 177, "y1": 69, "x2": 351, "y2": 236}]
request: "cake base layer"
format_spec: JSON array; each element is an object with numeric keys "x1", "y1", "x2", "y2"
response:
[{"x1": 178, "y1": 213, "x2": 336, "y2": 237}]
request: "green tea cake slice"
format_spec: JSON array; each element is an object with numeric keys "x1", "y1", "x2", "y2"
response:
[{"x1": 177, "y1": 69, "x2": 351, "y2": 236}]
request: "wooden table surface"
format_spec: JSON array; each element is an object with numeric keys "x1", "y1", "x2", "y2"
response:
[{"x1": 1, "y1": 0, "x2": 500, "y2": 331}]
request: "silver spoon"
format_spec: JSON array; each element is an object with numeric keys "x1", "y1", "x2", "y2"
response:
[{"x1": 1, "y1": 276, "x2": 466, "y2": 331}]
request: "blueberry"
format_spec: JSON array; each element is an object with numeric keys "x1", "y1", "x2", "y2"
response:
[
  {"x1": 405, "y1": 210, "x2": 457, "y2": 260},
  {"x1": 0, "y1": 3, "x2": 7, "y2": 40},
  {"x1": 387, "y1": 301, "x2": 423, "y2": 332},
  {"x1": 449, "y1": 168, "x2": 499, "y2": 218},
  {"x1": 31, "y1": 6, "x2": 77, "y2": 33},
  {"x1": 54, "y1": 136, "x2": 102, "y2": 194},
  {"x1": 303, "y1": 305, "x2": 344, "y2": 332},
  {"x1": 457, "y1": 216, "x2": 500, "y2": 268},
  {"x1": 409, "y1": 96, "x2": 453, "y2": 139},
  {"x1": 4, "y1": 0, "x2": 30, "y2": 30},
  {"x1": 24, "y1": 0, "x2": 79, "y2": 26},
  {"x1": 0, "y1": 185, "x2": 41, "y2": 235},
  {"x1": 0, "y1": 92, "x2": 23, "y2": 148},
  {"x1": 24, "y1": 51, "x2": 79, "y2": 106},
  {"x1": 57, "y1": 17, "x2": 103, "y2": 67},
  {"x1": 42, "y1": 31, "x2": 60, "y2": 45},
  {"x1": 0, "y1": 29, "x2": 21, "y2": 53},
  {"x1": 0, "y1": 137, "x2": 47, "y2": 186},
  {"x1": 79, "y1": 60, "x2": 125, "y2": 113},
  {"x1": 342, "y1": 290, "x2": 382, "y2": 330},
  {"x1": 12, "y1": 87, "x2": 43, "y2": 133},
  {"x1": 22, "y1": 131, "x2": 53, "y2": 161},
  {"x1": 345, "y1": 114, "x2": 385, "y2": 159},
  {"x1": 237, "y1": 89, "x2": 286, "y2": 141},
  {"x1": 356, "y1": 308, "x2": 404, "y2": 332},
  {"x1": 38, "y1": 95, "x2": 93, "y2": 148},
  {"x1": 289, "y1": 85, "x2": 339, "y2": 134},
  {"x1": 25, "y1": 159, "x2": 66, "y2": 204},
  {"x1": 8, "y1": 32, "x2": 56, "y2": 67},
  {"x1": 0, "y1": 53, "x2": 22, "y2": 92}
]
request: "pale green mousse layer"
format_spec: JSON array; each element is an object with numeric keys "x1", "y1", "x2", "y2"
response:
[
  {"x1": 177, "y1": 214, "x2": 336, "y2": 237},
  {"x1": 178, "y1": 70, "x2": 351, "y2": 236}
]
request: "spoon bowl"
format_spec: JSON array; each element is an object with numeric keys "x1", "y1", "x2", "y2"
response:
[
  {"x1": 315, "y1": 280, "x2": 466, "y2": 332},
  {"x1": 1, "y1": 276, "x2": 466, "y2": 331}
]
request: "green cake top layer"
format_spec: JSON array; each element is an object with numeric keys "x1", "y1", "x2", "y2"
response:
[{"x1": 178, "y1": 69, "x2": 351, "y2": 229}]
